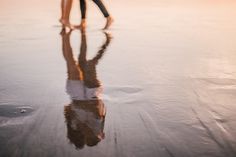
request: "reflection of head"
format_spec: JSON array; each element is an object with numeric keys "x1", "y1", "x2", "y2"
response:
[
  {"x1": 64, "y1": 111, "x2": 85, "y2": 149},
  {"x1": 86, "y1": 131, "x2": 101, "y2": 147},
  {"x1": 64, "y1": 100, "x2": 106, "y2": 149}
]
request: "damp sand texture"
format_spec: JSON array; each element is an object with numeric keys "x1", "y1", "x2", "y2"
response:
[{"x1": 0, "y1": 0, "x2": 236, "y2": 157}]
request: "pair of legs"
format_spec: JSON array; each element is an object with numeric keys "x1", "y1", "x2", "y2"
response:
[
  {"x1": 60, "y1": 0, "x2": 113, "y2": 29},
  {"x1": 78, "y1": 0, "x2": 113, "y2": 29}
]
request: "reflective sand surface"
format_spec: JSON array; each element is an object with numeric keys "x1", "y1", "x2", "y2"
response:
[{"x1": 1, "y1": 0, "x2": 236, "y2": 157}]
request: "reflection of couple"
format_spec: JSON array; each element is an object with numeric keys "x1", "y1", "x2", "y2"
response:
[
  {"x1": 61, "y1": 29, "x2": 112, "y2": 149},
  {"x1": 60, "y1": 0, "x2": 114, "y2": 29}
]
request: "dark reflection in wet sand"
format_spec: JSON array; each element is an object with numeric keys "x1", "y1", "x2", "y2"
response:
[{"x1": 61, "y1": 29, "x2": 112, "y2": 149}]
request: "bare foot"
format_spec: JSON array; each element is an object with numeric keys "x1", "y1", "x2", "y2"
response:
[
  {"x1": 73, "y1": 20, "x2": 86, "y2": 30},
  {"x1": 103, "y1": 16, "x2": 114, "y2": 30},
  {"x1": 59, "y1": 19, "x2": 74, "y2": 29}
]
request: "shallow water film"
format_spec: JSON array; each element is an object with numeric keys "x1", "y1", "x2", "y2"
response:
[{"x1": 1, "y1": 0, "x2": 236, "y2": 157}]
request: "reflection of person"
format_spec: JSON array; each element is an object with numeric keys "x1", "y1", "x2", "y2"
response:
[
  {"x1": 60, "y1": 0, "x2": 114, "y2": 29},
  {"x1": 61, "y1": 28, "x2": 112, "y2": 149}
]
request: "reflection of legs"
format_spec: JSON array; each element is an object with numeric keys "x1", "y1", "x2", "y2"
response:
[
  {"x1": 60, "y1": 0, "x2": 74, "y2": 29},
  {"x1": 78, "y1": 31, "x2": 112, "y2": 88},
  {"x1": 78, "y1": 30, "x2": 87, "y2": 69},
  {"x1": 92, "y1": 32, "x2": 112, "y2": 64},
  {"x1": 61, "y1": 29, "x2": 82, "y2": 80},
  {"x1": 78, "y1": 31, "x2": 112, "y2": 69}
]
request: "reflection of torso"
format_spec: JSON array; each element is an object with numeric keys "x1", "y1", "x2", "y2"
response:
[
  {"x1": 66, "y1": 80, "x2": 103, "y2": 100},
  {"x1": 66, "y1": 79, "x2": 105, "y2": 139}
]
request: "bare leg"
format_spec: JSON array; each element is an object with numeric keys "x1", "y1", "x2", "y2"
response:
[
  {"x1": 60, "y1": 0, "x2": 65, "y2": 21},
  {"x1": 78, "y1": 29, "x2": 87, "y2": 69},
  {"x1": 60, "y1": 0, "x2": 74, "y2": 29}
]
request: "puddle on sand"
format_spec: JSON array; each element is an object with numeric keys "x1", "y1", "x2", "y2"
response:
[{"x1": 0, "y1": 104, "x2": 34, "y2": 118}]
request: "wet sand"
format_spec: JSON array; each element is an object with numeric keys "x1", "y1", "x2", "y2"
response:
[{"x1": 1, "y1": 0, "x2": 236, "y2": 157}]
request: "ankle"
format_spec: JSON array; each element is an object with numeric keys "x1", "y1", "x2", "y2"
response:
[
  {"x1": 81, "y1": 20, "x2": 86, "y2": 26},
  {"x1": 107, "y1": 16, "x2": 113, "y2": 20},
  {"x1": 81, "y1": 19, "x2": 86, "y2": 23}
]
